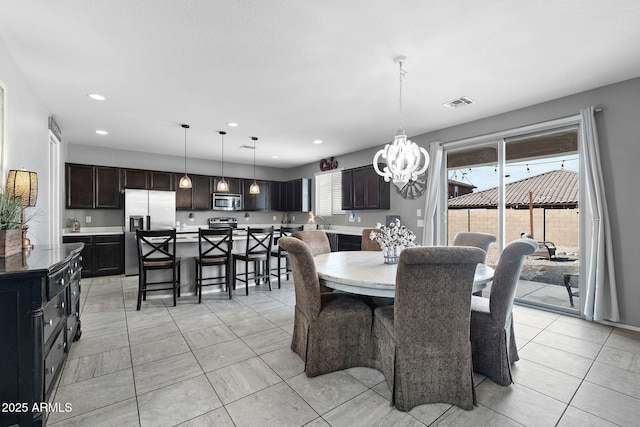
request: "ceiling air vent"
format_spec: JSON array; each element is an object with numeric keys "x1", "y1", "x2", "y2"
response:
[{"x1": 444, "y1": 96, "x2": 475, "y2": 109}]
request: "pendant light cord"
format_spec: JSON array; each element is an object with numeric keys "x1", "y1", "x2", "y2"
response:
[{"x1": 220, "y1": 131, "x2": 226, "y2": 179}]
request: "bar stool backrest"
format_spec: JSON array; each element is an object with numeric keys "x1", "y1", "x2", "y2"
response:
[
  {"x1": 245, "y1": 226, "x2": 274, "y2": 256},
  {"x1": 199, "y1": 228, "x2": 233, "y2": 260}
]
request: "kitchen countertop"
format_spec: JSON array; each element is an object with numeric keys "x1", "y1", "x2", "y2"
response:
[
  {"x1": 62, "y1": 224, "x2": 370, "y2": 237},
  {"x1": 62, "y1": 226, "x2": 124, "y2": 236}
]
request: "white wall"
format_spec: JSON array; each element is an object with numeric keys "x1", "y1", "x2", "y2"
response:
[{"x1": 0, "y1": 38, "x2": 52, "y2": 245}]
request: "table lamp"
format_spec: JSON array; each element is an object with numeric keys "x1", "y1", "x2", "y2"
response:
[{"x1": 6, "y1": 168, "x2": 38, "y2": 249}]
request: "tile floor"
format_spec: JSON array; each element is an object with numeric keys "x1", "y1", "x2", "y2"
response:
[{"x1": 48, "y1": 275, "x2": 640, "y2": 427}]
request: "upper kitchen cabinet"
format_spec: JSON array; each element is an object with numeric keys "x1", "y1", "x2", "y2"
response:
[
  {"x1": 95, "y1": 166, "x2": 121, "y2": 208},
  {"x1": 241, "y1": 179, "x2": 269, "y2": 211},
  {"x1": 174, "y1": 174, "x2": 211, "y2": 210},
  {"x1": 213, "y1": 177, "x2": 241, "y2": 194},
  {"x1": 192, "y1": 175, "x2": 212, "y2": 210},
  {"x1": 121, "y1": 168, "x2": 148, "y2": 189},
  {"x1": 270, "y1": 181, "x2": 283, "y2": 211},
  {"x1": 66, "y1": 163, "x2": 121, "y2": 209},
  {"x1": 149, "y1": 171, "x2": 174, "y2": 190},
  {"x1": 283, "y1": 178, "x2": 311, "y2": 212},
  {"x1": 66, "y1": 164, "x2": 94, "y2": 208},
  {"x1": 341, "y1": 165, "x2": 390, "y2": 210}
]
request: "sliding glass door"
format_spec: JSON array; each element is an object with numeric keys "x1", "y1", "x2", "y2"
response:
[{"x1": 444, "y1": 126, "x2": 580, "y2": 314}]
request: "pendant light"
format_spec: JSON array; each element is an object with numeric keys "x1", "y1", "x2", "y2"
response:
[
  {"x1": 373, "y1": 56, "x2": 429, "y2": 190},
  {"x1": 249, "y1": 136, "x2": 260, "y2": 195},
  {"x1": 216, "y1": 131, "x2": 229, "y2": 192},
  {"x1": 178, "y1": 124, "x2": 192, "y2": 189}
]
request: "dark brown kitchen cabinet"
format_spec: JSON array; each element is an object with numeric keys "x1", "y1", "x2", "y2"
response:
[
  {"x1": 121, "y1": 168, "x2": 148, "y2": 189},
  {"x1": 62, "y1": 234, "x2": 123, "y2": 277},
  {"x1": 241, "y1": 179, "x2": 269, "y2": 211},
  {"x1": 149, "y1": 171, "x2": 174, "y2": 190},
  {"x1": 95, "y1": 166, "x2": 121, "y2": 208},
  {"x1": 270, "y1": 181, "x2": 283, "y2": 211},
  {"x1": 66, "y1": 164, "x2": 121, "y2": 209},
  {"x1": 192, "y1": 175, "x2": 212, "y2": 210},
  {"x1": 282, "y1": 178, "x2": 311, "y2": 212},
  {"x1": 175, "y1": 174, "x2": 211, "y2": 210},
  {"x1": 337, "y1": 234, "x2": 362, "y2": 251},
  {"x1": 341, "y1": 165, "x2": 390, "y2": 210},
  {"x1": 66, "y1": 164, "x2": 94, "y2": 208}
]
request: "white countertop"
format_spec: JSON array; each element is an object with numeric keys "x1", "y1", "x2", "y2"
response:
[{"x1": 63, "y1": 226, "x2": 124, "y2": 236}]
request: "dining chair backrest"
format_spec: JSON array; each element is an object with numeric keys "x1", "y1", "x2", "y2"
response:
[
  {"x1": 291, "y1": 230, "x2": 331, "y2": 256},
  {"x1": 136, "y1": 229, "x2": 177, "y2": 263},
  {"x1": 452, "y1": 232, "x2": 496, "y2": 263},
  {"x1": 278, "y1": 236, "x2": 321, "y2": 319},
  {"x1": 276, "y1": 225, "x2": 304, "y2": 251},
  {"x1": 489, "y1": 238, "x2": 538, "y2": 326},
  {"x1": 244, "y1": 226, "x2": 274, "y2": 256},
  {"x1": 394, "y1": 246, "x2": 486, "y2": 348},
  {"x1": 199, "y1": 227, "x2": 233, "y2": 260},
  {"x1": 361, "y1": 228, "x2": 382, "y2": 251}
]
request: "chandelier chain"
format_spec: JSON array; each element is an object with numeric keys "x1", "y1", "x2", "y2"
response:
[{"x1": 398, "y1": 60, "x2": 406, "y2": 130}]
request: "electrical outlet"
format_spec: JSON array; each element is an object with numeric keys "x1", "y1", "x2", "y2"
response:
[
  {"x1": 292, "y1": 215, "x2": 295, "y2": 221},
  {"x1": 273, "y1": 215, "x2": 277, "y2": 221},
  {"x1": 417, "y1": 209, "x2": 422, "y2": 217},
  {"x1": 357, "y1": 216, "x2": 361, "y2": 223},
  {"x1": 85, "y1": 216, "x2": 92, "y2": 223}
]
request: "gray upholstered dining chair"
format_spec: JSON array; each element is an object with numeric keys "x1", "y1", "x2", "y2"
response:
[
  {"x1": 371, "y1": 246, "x2": 486, "y2": 411},
  {"x1": 361, "y1": 228, "x2": 382, "y2": 251},
  {"x1": 291, "y1": 230, "x2": 333, "y2": 293},
  {"x1": 291, "y1": 230, "x2": 331, "y2": 256},
  {"x1": 278, "y1": 236, "x2": 373, "y2": 377},
  {"x1": 469, "y1": 238, "x2": 538, "y2": 386},
  {"x1": 452, "y1": 232, "x2": 496, "y2": 263}
]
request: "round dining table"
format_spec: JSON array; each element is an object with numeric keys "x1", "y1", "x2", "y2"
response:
[{"x1": 314, "y1": 251, "x2": 494, "y2": 298}]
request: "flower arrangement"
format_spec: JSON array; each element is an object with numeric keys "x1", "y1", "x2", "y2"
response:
[{"x1": 369, "y1": 219, "x2": 417, "y2": 263}]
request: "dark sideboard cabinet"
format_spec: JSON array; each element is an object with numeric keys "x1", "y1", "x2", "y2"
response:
[{"x1": 0, "y1": 244, "x2": 83, "y2": 427}]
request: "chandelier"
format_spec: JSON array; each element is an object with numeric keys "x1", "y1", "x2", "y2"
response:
[{"x1": 373, "y1": 56, "x2": 429, "y2": 191}]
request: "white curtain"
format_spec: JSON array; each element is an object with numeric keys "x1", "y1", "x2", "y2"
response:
[
  {"x1": 580, "y1": 106, "x2": 619, "y2": 322},
  {"x1": 422, "y1": 141, "x2": 443, "y2": 246}
]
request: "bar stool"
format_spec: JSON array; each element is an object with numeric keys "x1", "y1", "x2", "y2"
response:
[
  {"x1": 232, "y1": 226, "x2": 274, "y2": 295},
  {"x1": 136, "y1": 229, "x2": 181, "y2": 310},
  {"x1": 270, "y1": 225, "x2": 304, "y2": 288},
  {"x1": 194, "y1": 228, "x2": 233, "y2": 302}
]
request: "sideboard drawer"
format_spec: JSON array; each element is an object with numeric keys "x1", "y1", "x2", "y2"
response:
[
  {"x1": 43, "y1": 292, "x2": 66, "y2": 345},
  {"x1": 47, "y1": 266, "x2": 68, "y2": 301},
  {"x1": 44, "y1": 328, "x2": 66, "y2": 399}
]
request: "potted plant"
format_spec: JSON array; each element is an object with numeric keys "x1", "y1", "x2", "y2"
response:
[{"x1": 0, "y1": 189, "x2": 25, "y2": 257}]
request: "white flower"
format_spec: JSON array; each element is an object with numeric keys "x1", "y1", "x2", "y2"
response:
[{"x1": 369, "y1": 218, "x2": 417, "y2": 251}]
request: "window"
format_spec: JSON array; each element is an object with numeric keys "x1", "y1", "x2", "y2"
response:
[{"x1": 315, "y1": 169, "x2": 345, "y2": 216}]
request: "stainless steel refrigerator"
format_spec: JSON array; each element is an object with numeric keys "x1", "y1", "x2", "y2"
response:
[{"x1": 124, "y1": 189, "x2": 176, "y2": 275}]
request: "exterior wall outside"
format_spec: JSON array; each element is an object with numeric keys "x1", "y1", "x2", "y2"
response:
[{"x1": 448, "y1": 208, "x2": 579, "y2": 246}]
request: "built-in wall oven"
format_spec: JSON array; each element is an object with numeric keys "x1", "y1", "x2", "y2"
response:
[{"x1": 212, "y1": 193, "x2": 241, "y2": 211}]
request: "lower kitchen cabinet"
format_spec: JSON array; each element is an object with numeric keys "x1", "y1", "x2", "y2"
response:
[
  {"x1": 63, "y1": 234, "x2": 123, "y2": 277},
  {"x1": 0, "y1": 243, "x2": 83, "y2": 427},
  {"x1": 336, "y1": 234, "x2": 362, "y2": 251}
]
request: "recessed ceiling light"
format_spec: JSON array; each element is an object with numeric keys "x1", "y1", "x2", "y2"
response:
[
  {"x1": 88, "y1": 93, "x2": 106, "y2": 101},
  {"x1": 271, "y1": 155, "x2": 278, "y2": 159},
  {"x1": 313, "y1": 139, "x2": 322, "y2": 144},
  {"x1": 227, "y1": 122, "x2": 238, "y2": 127},
  {"x1": 96, "y1": 130, "x2": 108, "y2": 135}
]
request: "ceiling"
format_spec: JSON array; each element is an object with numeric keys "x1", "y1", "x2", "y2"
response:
[{"x1": 1, "y1": 1, "x2": 639, "y2": 169}]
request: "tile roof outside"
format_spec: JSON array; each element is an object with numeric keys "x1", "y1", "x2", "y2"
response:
[{"x1": 448, "y1": 169, "x2": 578, "y2": 208}]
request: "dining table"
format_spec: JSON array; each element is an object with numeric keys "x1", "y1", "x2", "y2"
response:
[{"x1": 314, "y1": 251, "x2": 494, "y2": 298}]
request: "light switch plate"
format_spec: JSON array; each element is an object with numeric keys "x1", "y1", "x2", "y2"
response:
[
  {"x1": 85, "y1": 216, "x2": 92, "y2": 223},
  {"x1": 417, "y1": 209, "x2": 422, "y2": 217},
  {"x1": 417, "y1": 219, "x2": 424, "y2": 227}
]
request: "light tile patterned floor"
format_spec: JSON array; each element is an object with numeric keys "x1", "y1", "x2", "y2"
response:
[{"x1": 48, "y1": 275, "x2": 640, "y2": 426}]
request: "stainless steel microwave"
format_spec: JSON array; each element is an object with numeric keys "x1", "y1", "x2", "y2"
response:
[{"x1": 212, "y1": 193, "x2": 241, "y2": 211}]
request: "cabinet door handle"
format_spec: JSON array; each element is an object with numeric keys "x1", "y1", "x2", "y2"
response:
[
  {"x1": 50, "y1": 366, "x2": 55, "y2": 374},
  {"x1": 47, "y1": 319, "x2": 53, "y2": 326},
  {"x1": 58, "y1": 301, "x2": 65, "y2": 309},
  {"x1": 60, "y1": 278, "x2": 65, "y2": 286}
]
